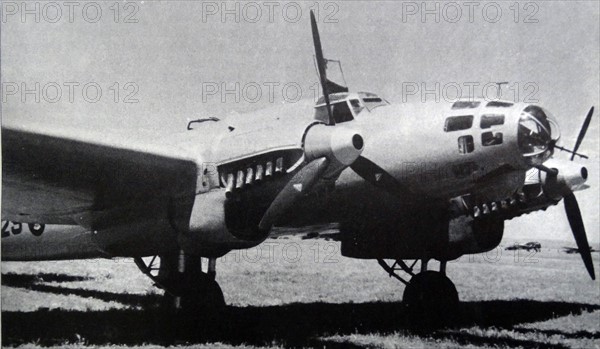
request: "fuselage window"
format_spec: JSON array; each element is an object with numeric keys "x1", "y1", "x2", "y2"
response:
[
  {"x1": 480, "y1": 114, "x2": 505, "y2": 128},
  {"x1": 457, "y1": 135, "x2": 474, "y2": 154},
  {"x1": 445, "y1": 115, "x2": 474, "y2": 132},
  {"x1": 452, "y1": 101, "x2": 481, "y2": 109},
  {"x1": 482, "y1": 131, "x2": 503, "y2": 146},
  {"x1": 486, "y1": 101, "x2": 513, "y2": 108}
]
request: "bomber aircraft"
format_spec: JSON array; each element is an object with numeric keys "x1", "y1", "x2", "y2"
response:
[
  {"x1": 1, "y1": 11, "x2": 597, "y2": 324},
  {"x1": 504, "y1": 241, "x2": 542, "y2": 252},
  {"x1": 562, "y1": 246, "x2": 599, "y2": 254}
]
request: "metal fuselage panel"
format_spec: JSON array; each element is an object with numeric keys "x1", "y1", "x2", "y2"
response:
[
  {"x1": 351, "y1": 101, "x2": 527, "y2": 200},
  {"x1": 273, "y1": 101, "x2": 531, "y2": 228}
]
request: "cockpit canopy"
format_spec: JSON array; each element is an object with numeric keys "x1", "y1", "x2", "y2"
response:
[{"x1": 314, "y1": 92, "x2": 389, "y2": 124}]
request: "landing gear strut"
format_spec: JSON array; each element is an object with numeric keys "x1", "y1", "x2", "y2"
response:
[
  {"x1": 134, "y1": 252, "x2": 225, "y2": 315},
  {"x1": 378, "y1": 258, "x2": 459, "y2": 328}
]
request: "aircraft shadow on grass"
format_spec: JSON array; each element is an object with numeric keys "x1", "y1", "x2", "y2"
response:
[{"x1": 2, "y1": 273, "x2": 598, "y2": 349}]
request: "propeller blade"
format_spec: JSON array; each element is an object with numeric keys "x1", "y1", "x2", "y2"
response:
[
  {"x1": 259, "y1": 157, "x2": 329, "y2": 230},
  {"x1": 350, "y1": 156, "x2": 414, "y2": 199},
  {"x1": 310, "y1": 10, "x2": 334, "y2": 125},
  {"x1": 571, "y1": 107, "x2": 594, "y2": 161},
  {"x1": 563, "y1": 192, "x2": 595, "y2": 280},
  {"x1": 258, "y1": 125, "x2": 363, "y2": 230}
]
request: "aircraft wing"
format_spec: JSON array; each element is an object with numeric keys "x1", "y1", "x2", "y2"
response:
[{"x1": 2, "y1": 124, "x2": 200, "y2": 228}]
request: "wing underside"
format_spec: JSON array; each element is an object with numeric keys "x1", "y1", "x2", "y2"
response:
[{"x1": 2, "y1": 126, "x2": 200, "y2": 228}]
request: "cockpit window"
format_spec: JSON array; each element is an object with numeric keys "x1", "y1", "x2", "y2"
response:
[
  {"x1": 444, "y1": 115, "x2": 474, "y2": 132},
  {"x1": 361, "y1": 96, "x2": 388, "y2": 111},
  {"x1": 349, "y1": 99, "x2": 364, "y2": 116},
  {"x1": 314, "y1": 101, "x2": 355, "y2": 123},
  {"x1": 332, "y1": 101, "x2": 354, "y2": 123},
  {"x1": 452, "y1": 101, "x2": 481, "y2": 109},
  {"x1": 314, "y1": 92, "x2": 389, "y2": 121},
  {"x1": 480, "y1": 114, "x2": 505, "y2": 128},
  {"x1": 316, "y1": 93, "x2": 348, "y2": 105}
]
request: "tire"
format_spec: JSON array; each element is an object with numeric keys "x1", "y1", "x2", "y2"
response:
[
  {"x1": 403, "y1": 271, "x2": 459, "y2": 329},
  {"x1": 178, "y1": 273, "x2": 226, "y2": 318},
  {"x1": 159, "y1": 275, "x2": 226, "y2": 339}
]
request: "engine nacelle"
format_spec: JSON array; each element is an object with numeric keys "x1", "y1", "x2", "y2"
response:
[
  {"x1": 303, "y1": 123, "x2": 364, "y2": 166},
  {"x1": 447, "y1": 215, "x2": 504, "y2": 258},
  {"x1": 540, "y1": 159, "x2": 588, "y2": 200},
  {"x1": 177, "y1": 189, "x2": 270, "y2": 256},
  {"x1": 340, "y1": 203, "x2": 504, "y2": 261}
]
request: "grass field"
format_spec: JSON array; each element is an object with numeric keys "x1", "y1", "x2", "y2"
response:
[{"x1": 2, "y1": 233, "x2": 599, "y2": 349}]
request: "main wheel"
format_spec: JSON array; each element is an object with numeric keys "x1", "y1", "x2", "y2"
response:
[
  {"x1": 179, "y1": 273, "x2": 225, "y2": 315},
  {"x1": 403, "y1": 271, "x2": 459, "y2": 329}
]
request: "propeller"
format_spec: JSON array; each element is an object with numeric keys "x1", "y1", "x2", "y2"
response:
[
  {"x1": 565, "y1": 107, "x2": 595, "y2": 278},
  {"x1": 259, "y1": 157, "x2": 329, "y2": 230},
  {"x1": 538, "y1": 106, "x2": 595, "y2": 279},
  {"x1": 257, "y1": 13, "x2": 373, "y2": 231},
  {"x1": 309, "y1": 11, "x2": 413, "y2": 198},
  {"x1": 570, "y1": 107, "x2": 594, "y2": 160},
  {"x1": 563, "y1": 192, "x2": 595, "y2": 280},
  {"x1": 555, "y1": 107, "x2": 594, "y2": 159},
  {"x1": 259, "y1": 125, "x2": 364, "y2": 231},
  {"x1": 311, "y1": 10, "x2": 334, "y2": 125},
  {"x1": 538, "y1": 160, "x2": 594, "y2": 280},
  {"x1": 350, "y1": 156, "x2": 415, "y2": 199}
]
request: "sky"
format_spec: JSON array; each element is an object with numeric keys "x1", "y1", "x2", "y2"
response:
[{"x1": 1, "y1": 0, "x2": 599, "y2": 242}]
